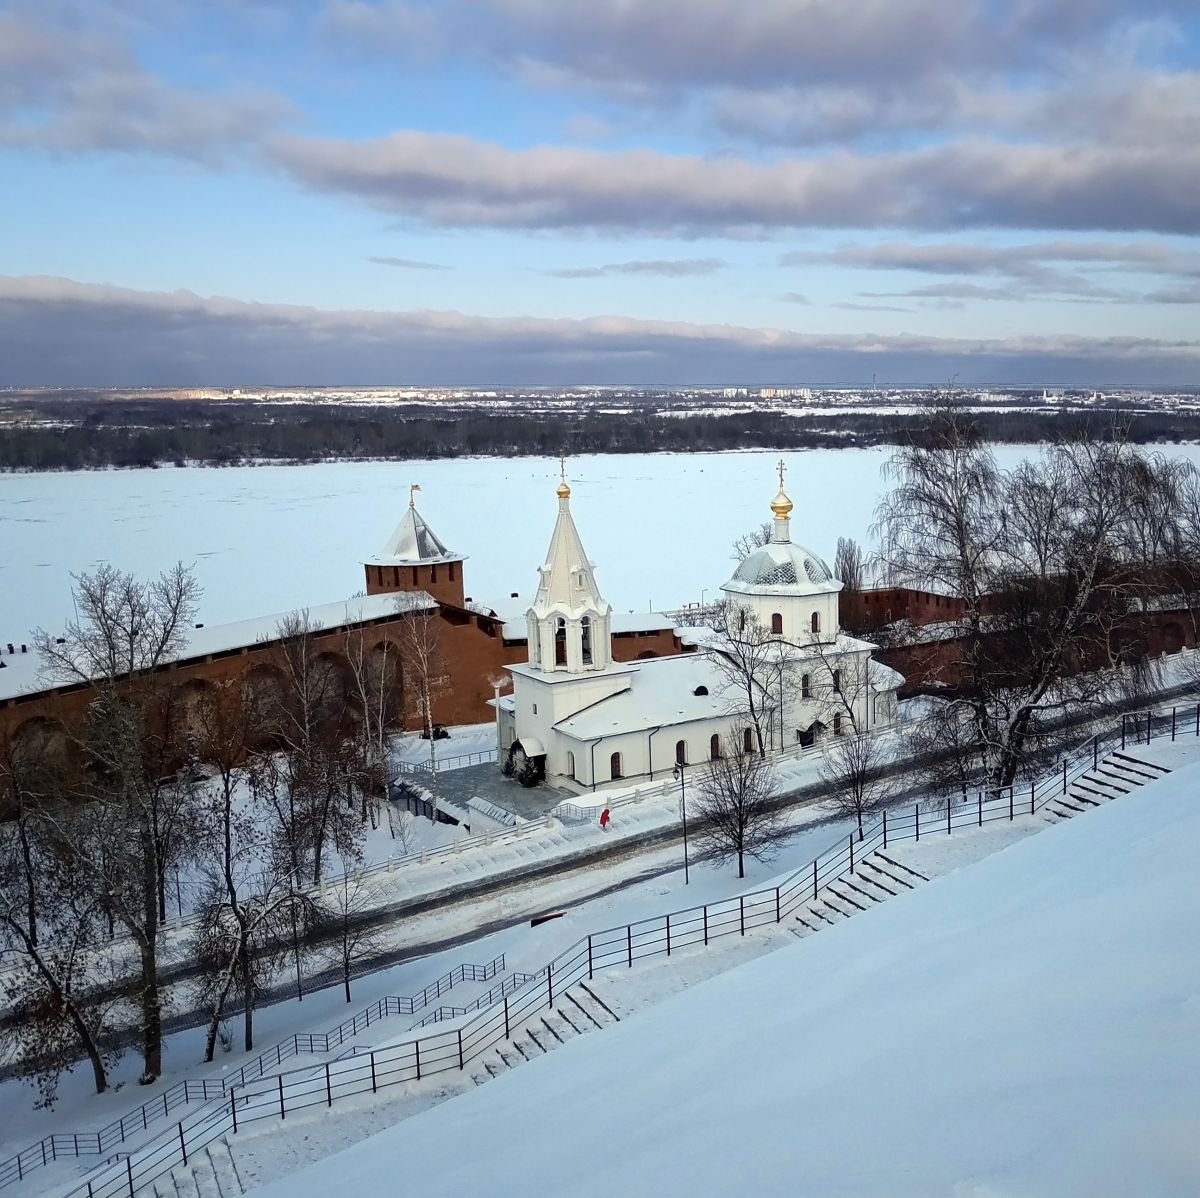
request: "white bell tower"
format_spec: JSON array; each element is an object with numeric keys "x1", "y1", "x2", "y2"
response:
[{"x1": 525, "y1": 464, "x2": 613, "y2": 673}]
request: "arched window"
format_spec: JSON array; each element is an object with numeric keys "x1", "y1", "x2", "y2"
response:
[
  {"x1": 738, "y1": 608, "x2": 747, "y2": 632},
  {"x1": 801, "y1": 673, "x2": 811, "y2": 698},
  {"x1": 581, "y1": 615, "x2": 593, "y2": 665},
  {"x1": 710, "y1": 734, "x2": 721, "y2": 760},
  {"x1": 832, "y1": 668, "x2": 841, "y2": 693},
  {"x1": 610, "y1": 751, "x2": 623, "y2": 780},
  {"x1": 566, "y1": 751, "x2": 576, "y2": 778},
  {"x1": 555, "y1": 617, "x2": 567, "y2": 665},
  {"x1": 770, "y1": 612, "x2": 783, "y2": 635},
  {"x1": 430, "y1": 564, "x2": 438, "y2": 583},
  {"x1": 743, "y1": 727, "x2": 754, "y2": 753},
  {"x1": 675, "y1": 740, "x2": 687, "y2": 765},
  {"x1": 833, "y1": 713, "x2": 843, "y2": 736},
  {"x1": 811, "y1": 611, "x2": 821, "y2": 634}
]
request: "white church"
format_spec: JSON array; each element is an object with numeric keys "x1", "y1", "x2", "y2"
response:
[{"x1": 495, "y1": 467, "x2": 903, "y2": 792}]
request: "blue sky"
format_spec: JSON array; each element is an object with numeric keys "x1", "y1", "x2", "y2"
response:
[{"x1": 1, "y1": 0, "x2": 1198, "y2": 386}]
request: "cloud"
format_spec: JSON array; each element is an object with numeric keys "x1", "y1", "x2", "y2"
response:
[
  {"x1": 1144, "y1": 284, "x2": 1200, "y2": 304},
  {"x1": 780, "y1": 292, "x2": 810, "y2": 305},
  {"x1": 835, "y1": 301, "x2": 911, "y2": 313},
  {"x1": 1, "y1": 274, "x2": 1197, "y2": 387},
  {"x1": 267, "y1": 129, "x2": 1200, "y2": 237},
  {"x1": 544, "y1": 258, "x2": 728, "y2": 279},
  {"x1": 0, "y1": 8, "x2": 292, "y2": 160},
  {"x1": 367, "y1": 255, "x2": 450, "y2": 270}
]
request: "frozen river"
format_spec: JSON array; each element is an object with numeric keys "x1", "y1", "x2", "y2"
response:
[{"x1": 3, "y1": 444, "x2": 1199, "y2": 643}]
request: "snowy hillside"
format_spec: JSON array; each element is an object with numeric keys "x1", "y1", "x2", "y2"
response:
[{"x1": 246, "y1": 757, "x2": 1200, "y2": 1198}]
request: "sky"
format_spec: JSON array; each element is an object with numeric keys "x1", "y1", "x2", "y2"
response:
[{"x1": 1, "y1": 0, "x2": 1199, "y2": 387}]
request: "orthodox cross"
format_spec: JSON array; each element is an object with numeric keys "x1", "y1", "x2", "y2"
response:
[
  {"x1": 409, "y1": 482, "x2": 421, "y2": 508},
  {"x1": 777, "y1": 458, "x2": 786, "y2": 489},
  {"x1": 559, "y1": 453, "x2": 567, "y2": 481}
]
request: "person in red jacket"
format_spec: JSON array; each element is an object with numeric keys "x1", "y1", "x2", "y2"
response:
[{"x1": 599, "y1": 807, "x2": 611, "y2": 831}]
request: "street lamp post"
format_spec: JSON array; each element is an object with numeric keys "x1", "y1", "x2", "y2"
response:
[{"x1": 672, "y1": 760, "x2": 690, "y2": 885}]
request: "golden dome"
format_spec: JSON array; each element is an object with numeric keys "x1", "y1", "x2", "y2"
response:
[
  {"x1": 770, "y1": 487, "x2": 793, "y2": 518},
  {"x1": 556, "y1": 478, "x2": 571, "y2": 499}
]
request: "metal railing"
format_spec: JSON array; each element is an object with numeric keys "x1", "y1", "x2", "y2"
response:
[
  {"x1": 0, "y1": 956, "x2": 505, "y2": 1191},
  {"x1": 51, "y1": 700, "x2": 1195, "y2": 1198},
  {"x1": 394, "y1": 749, "x2": 498, "y2": 775}
]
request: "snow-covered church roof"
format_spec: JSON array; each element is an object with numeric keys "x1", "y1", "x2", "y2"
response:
[
  {"x1": 368, "y1": 489, "x2": 463, "y2": 567},
  {"x1": 723, "y1": 470, "x2": 841, "y2": 599}
]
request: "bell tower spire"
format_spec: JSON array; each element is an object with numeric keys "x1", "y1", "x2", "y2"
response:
[{"x1": 526, "y1": 467, "x2": 612, "y2": 673}]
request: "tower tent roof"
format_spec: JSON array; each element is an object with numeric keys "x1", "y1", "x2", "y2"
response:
[
  {"x1": 370, "y1": 501, "x2": 462, "y2": 566},
  {"x1": 530, "y1": 479, "x2": 610, "y2": 620}
]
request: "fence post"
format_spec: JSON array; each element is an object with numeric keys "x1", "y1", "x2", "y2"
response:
[
  {"x1": 739, "y1": 895, "x2": 745, "y2": 936},
  {"x1": 547, "y1": 961, "x2": 554, "y2": 1009},
  {"x1": 504, "y1": 995, "x2": 510, "y2": 1040},
  {"x1": 627, "y1": 924, "x2": 633, "y2": 967},
  {"x1": 1093, "y1": 736, "x2": 1098, "y2": 771},
  {"x1": 370, "y1": 1052, "x2": 377, "y2": 1094},
  {"x1": 325, "y1": 1063, "x2": 332, "y2": 1106},
  {"x1": 1009, "y1": 786, "x2": 1013, "y2": 821},
  {"x1": 1147, "y1": 711, "x2": 1152, "y2": 744},
  {"x1": 915, "y1": 804, "x2": 920, "y2": 842},
  {"x1": 978, "y1": 791, "x2": 982, "y2": 827},
  {"x1": 775, "y1": 887, "x2": 781, "y2": 923},
  {"x1": 1030, "y1": 779, "x2": 1035, "y2": 815},
  {"x1": 587, "y1": 935, "x2": 594, "y2": 979},
  {"x1": 1121, "y1": 713, "x2": 1126, "y2": 750},
  {"x1": 813, "y1": 858, "x2": 818, "y2": 897},
  {"x1": 946, "y1": 797, "x2": 951, "y2": 835},
  {"x1": 849, "y1": 834, "x2": 854, "y2": 874},
  {"x1": 126, "y1": 1156, "x2": 134, "y2": 1198},
  {"x1": 703, "y1": 905, "x2": 709, "y2": 945},
  {"x1": 882, "y1": 809, "x2": 888, "y2": 849},
  {"x1": 278, "y1": 1074, "x2": 285, "y2": 1121},
  {"x1": 179, "y1": 1121, "x2": 188, "y2": 1166},
  {"x1": 230, "y1": 1085, "x2": 238, "y2": 1133},
  {"x1": 458, "y1": 1029, "x2": 465, "y2": 1070},
  {"x1": 666, "y1": 914, "x2": 671, "y2": 956},
  {"x1": 415, "y1": 1039, "x2": 421, "y2": 1081},
  {"x1": 1172, "y1": 706, "x2": 1177, "y2": 741},
  {"x1": 1062, "y1": 759, "x2": 1067, "y2": 793}
]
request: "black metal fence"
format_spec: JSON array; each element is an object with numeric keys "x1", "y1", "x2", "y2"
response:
[
  {"x1": 35, "y1": 703, "x2": 1200, "y2": 1198},
  {"x1": 0, "y1": 956, "x2": 505, "y2": 1190}
]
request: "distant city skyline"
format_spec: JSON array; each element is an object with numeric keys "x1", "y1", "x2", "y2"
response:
[{"x1": 2, "y1": 1, "x2": 1198, "y2": 385}]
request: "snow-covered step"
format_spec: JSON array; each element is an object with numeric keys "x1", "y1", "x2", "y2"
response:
[{"x1": 469, "y1": 983, "x2": 619, "y2": 1087}]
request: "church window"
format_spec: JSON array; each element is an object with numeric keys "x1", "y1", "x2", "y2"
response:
[
  {"x1": 610, "y1": 751, "x2": 623, "y2": 780},
  {"x1": 738, "y1": 609, "x2": 747, "y2": 632},
  {"x1": 833, "y1": 713, "x2": 843, "y2": 735},
  {"x1": 801, "y1": 673, "x2": 811, "y2": 698},
  {"x1": 448, "y1": 561, "x2": 457, "y2": 582},
  {"x1": 770, "y1": 612, "x2": 783, "y2": 635},
  {"x1": 581, "y1": 615, "x2": 593, "y2": 665},
  {"x1": 811, "y1": 611, "x2": 821, "y2": 634},
  {"x1": 710, "y1": 734, "x2": 721, "y2": 760},
  {"x1": 532, "y1": 704, "x2": 538, "y2": 715},
  {"x1": 430, "y1": 564, "x2": 438, "y2": 583},
  {"x1": 555, "y1": 617, "x2": 567, "y2": 666},
  {"x1": 743, "y1": 727, "x2": 754, "y2": 753},
  {"x1": 567, "y1": 751, "x2": 576, "y2": 778},
  {"x1": 675, "y1": 740, "x2": 687, "y2": 765},
  {"x1": 833, "y1": 669, "x2": 841, "y2": 693},
  {"x1": 411, "y1": 567, "x2": 420, "y2": 586},
  {"x1": 693, "y1": 685, "x2": 709, "y2": 696}
]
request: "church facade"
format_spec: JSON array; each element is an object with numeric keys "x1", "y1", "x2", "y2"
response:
[{"x1": 497, "y1": 468, "x2": 903, "y2": 791}]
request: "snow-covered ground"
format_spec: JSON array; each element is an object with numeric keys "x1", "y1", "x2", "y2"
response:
[
  {"x1": 11, "y1": 736, "x2": 1198, "y2": 1198},
  {"x1": 226, "y1": 740, "x2": 1200, "y2": 1198},
  {"x1": 19, "y1": 444, "x2": 1200, "y2": 645}
]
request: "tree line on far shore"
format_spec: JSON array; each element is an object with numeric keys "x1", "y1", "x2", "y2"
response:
[{"x1": 3, "y1": 397, "x2": 1200, "y2": 471}]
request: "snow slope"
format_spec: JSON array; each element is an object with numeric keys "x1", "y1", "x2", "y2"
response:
[{"x1": 250, "y1": 760, "x2": 1200, "y2": 1198}]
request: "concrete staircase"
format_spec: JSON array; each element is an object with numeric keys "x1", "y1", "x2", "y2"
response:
[
  {"x1": 792, "y1": 851, "x2": 929, "y2": 936},
  {"x1": 469, "y1": 983, "x2": 620, "y2": 1087},
  {"x1": 1041, "y1": 750, "x2": 1171, "y2": 824},
  {"x1": 149, "y1": 1141, "x2": 243, "y2": 1198}
]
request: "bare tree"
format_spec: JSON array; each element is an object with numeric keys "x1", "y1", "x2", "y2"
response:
[
  {"x1": 692, "y1": 733, "x2": 784, "y2": 878},
  {"x1": 874, "y1": 407, "x2": 1192, "y2": 792},
  {"x1": 834, "y1": 536, "x2": 866, "y2": 595},
  {"x1": 31, "y1": 563, "x2": 202, "y2": 1084},
  {"x1": 705, "y1": 600, "x2": 783, "y2": 753},
  {"x1": 320, "y1": 864, "x2": 388, "y2": 1003},
  {"x1": 820, "y1": 726, "x2": 888, "y2": 841},
  {"x1": 395, "y1": 604, "x2": 446, "y2": 766},
  {"x1": 344, "y1": 625, "x2": 399, "y2": 830},
  {"x1": 0, "y1": 779, "x2": 121, "y2": 1105},
  {"x1": 731, "y1": 521, "x2": 773, "y2": 561}
]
